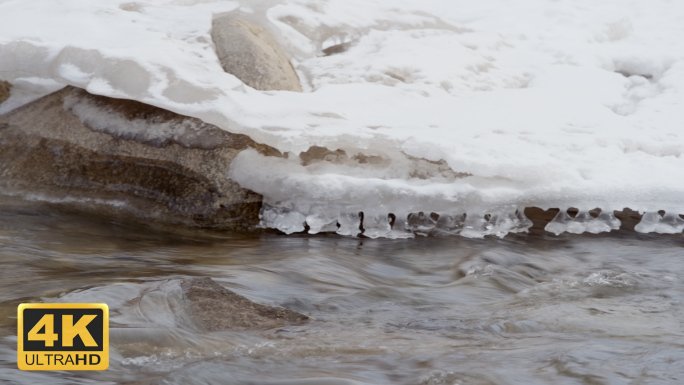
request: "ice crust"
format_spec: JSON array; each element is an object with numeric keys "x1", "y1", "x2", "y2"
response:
[{"x1": 2, "y1": 0, "x2": 684, "y2": 237}]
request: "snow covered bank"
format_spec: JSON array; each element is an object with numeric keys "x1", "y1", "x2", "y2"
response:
[{"x1": 1, "y1": 0, "x2": 684, "y2": 237}]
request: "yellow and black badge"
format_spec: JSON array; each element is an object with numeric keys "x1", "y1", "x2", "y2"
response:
[{"x1": 17, "y1": 303, "x2": 109, "y2": 371}]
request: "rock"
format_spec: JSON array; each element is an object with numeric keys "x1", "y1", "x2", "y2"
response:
[
  {"x1": 0, "y1": 18, "x2": 302, "y2": 229},
  {"x1": 0, "y1": 80, "x2": 10, "y2": 104},
  {"x1": 0, "y1": 86, "x2": 281, "y2": 230},
  {"x1": 181, "y1": 277, "x2": 308, "y2": 331},
  {"x1": 212, "y1": 17, "x2": 302, "y2": 92}
]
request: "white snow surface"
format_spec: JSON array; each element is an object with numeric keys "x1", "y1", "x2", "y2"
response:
[{"x1": 1, "y1": 0, "x2": 684, "y2": 236}]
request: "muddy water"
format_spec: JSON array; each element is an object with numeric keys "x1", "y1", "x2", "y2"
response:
[{"x1": 1, "y1": 197, "x2": 683, "y2": 384}]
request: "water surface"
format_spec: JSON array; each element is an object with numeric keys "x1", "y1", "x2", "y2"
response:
[{"x1": 1, "y1": 197, "x2": 683, "y2": 384}]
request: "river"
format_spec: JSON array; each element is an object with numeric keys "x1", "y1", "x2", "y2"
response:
[{"x1": 1, "y1": 196, "x2": 683, "y2": 384}]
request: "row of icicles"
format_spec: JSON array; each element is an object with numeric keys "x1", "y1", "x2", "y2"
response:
[
  {"x1": 258, "y1": 205, "x2": 684, "y2": 238},
  {"x1": 545, "y1": 209, "x2": 684, "y2": 235}
]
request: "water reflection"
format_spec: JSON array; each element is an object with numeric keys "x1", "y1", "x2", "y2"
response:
[{"x1": 1, "y1": 197, "x2": 683, "y2": 384}]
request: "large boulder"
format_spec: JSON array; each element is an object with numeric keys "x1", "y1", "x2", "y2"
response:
[
  {"x1": 181, "y1": 277, "x2": 309, "y2": 331},
  {"x1": 0, "y1": 80, "x2": 9, "y2": 104},
  {"x1": 0, "y1": 18, "x2": 301, "y2": 230},
  {"x1": 212, "y1": 17, "x2": 302, "y2": 92},
  {"x1": 0, "y1": 86, "x2": 280, "y2": 230}
]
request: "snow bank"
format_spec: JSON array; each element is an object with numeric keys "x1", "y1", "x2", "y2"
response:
[{"x1": 1, "y1": 0, "x2": 684, "y2": 237}]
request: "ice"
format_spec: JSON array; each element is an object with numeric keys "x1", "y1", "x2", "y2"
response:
[
  {"x1": 583, "y1": 213, "x2": 612, "y2": 234},
  {"x1": 407, "y1": 212, "x2": 437, "y2": 236},
  {"x1": 634, "y1": 211, "x2": 662, "y2": 234},
  {"x1": 460, "y1": 212, "x2": 492, "y2": 239},
  {"x1": 305, "y1": 207, "x2": 339, "y2": 234},
  {"x1": 545, "y1": 210, "x2": 573, "y2": 236},
  {"x1": 545, "y1": 209, "x2": 621, "y2": 235},
  {"x1": 361, "y1": 212, "x2": 391, "y2": 239},
  {"x1": 257, "y1": 206, "x2": 534, "y2": 238},
  {"x1": 64, "y1": 90, "x2": 227, "y2": 148},
  {"x1": 258, "y1": 204, "x2": 305, "y2": 234},
  {"x1": 597, "y1": 210, "x2": 622, "y2": 231},
  {"x1": 386, "y1": 212, "x2": 415, "y2": 239},
  {"x1": 0, "y1": 77, "x2": 64, "y2": 115},
  {"x1": 432, "y1": 213, "x2": 465, "y2": 236},
  {"x1": 655, "y1": 212, "x2": 684, "y2": 234},
  {"x1": 512, "y1": 209, "x2": 534, "y2": 233},
  {"x1": 320, "y1": 221, "x2": 340, "y2": 233},
  {"x1": 2, "y1": 0, "x2": 684, "y2": 238},
  {"x1": 564, "y1": 211, "x2": 587, "y2": 234},
  {"x1": 452, "y1": 207, "x2": 534, "y2": 239},
  {"x1": 635, "y1": 211, "x2": 684, "y2": 234},
  {"x1": 336, "y1": 212, "x2": 361, "y2": 237},
  {"x1": 487, "y1": 208, "x2": 532, "y2": 238}
]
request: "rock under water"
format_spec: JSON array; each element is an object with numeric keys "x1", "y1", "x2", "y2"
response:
[{"x1": 181, "y1": 277, "x2": 309, "y2": 331}]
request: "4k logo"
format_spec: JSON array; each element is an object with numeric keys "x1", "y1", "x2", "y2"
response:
[{"x1": 18, "y1": 303, "x2": 109, "y2": 370}]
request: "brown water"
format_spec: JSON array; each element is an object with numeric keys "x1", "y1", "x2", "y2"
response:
[{"x1": 1, "y1": 196, "x2": 684, "y2": 384}]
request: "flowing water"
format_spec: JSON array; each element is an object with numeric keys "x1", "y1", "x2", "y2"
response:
[{"x1": 1, "y1": 196, "x2": 683, "y2": 384}]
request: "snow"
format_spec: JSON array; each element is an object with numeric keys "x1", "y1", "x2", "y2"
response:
[{"x1": 1, "y1": 0, "x2": 684, "y2": 237}]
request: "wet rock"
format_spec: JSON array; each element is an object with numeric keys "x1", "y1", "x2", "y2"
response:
[
  {"x1": 212, "y1": 17, "x2": 302, "y2": 92},
  {"x1": 181, "y1": 277, "x2": 308, "y2": 331},
  {"x1": 0, "y1": 86, "x2": 281, "y2": 230},
  {"x1": 0, "y1": 80, "x2": 10, "y2": 104}
]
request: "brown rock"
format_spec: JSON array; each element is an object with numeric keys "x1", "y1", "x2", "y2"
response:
[
  {"x1": 181, "y1": 277, "x2": 308, "y2": 331},
  {"x1": 0, "y1": 80, "x2": 10, "y2": 104},
  {"x1": 0, "y1": 86, "x2": 281, "y2": 230},
  {"x1": 212, "y1": 17, "x2": 302, "y2": 92}
]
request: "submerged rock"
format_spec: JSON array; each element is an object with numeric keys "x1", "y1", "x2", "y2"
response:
[
  {"x1": 212, "y1": 17, "x2": 302, "y2": 92},
  {"x1": 0, "y1": 86, "x2": 280, "y2": 230},
  {"x1": 181, "y1": 277, "x2": 308, "y2": 331},
  {"x1": 0, "y1": 80, "x2": 9, "y2": 104}
]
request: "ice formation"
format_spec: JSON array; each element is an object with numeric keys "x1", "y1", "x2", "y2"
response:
[
  {"x1": 634, "y1": 211, "x2": 684, "y2": 234},
  {"x1": 2, "y1": 0, "x2": 684, "y2": 237},
  {"x1": 545, "y1": 209, "x2": 621, "y2": 236},
  {"x1": 259, "y1": 202, "x2": 533, "y2": 239}
]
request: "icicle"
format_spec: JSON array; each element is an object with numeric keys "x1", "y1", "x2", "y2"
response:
[
  {"x1": 258, "y1": 204, "x2": 278, "y2": 229},
  {"x1": 275, "y1": 212, "x2": 306, "y2": 234},
  {"x1": 582, "y1": 210, "x2": 612, "y2": 234},
  {"x1": 306, "y1": 208, "x2": 339, "y2": 234},
  {"x1": 596, "y1": 210, "x2": 621, "y2": 230},
  {"x1": 259, "y1": 204, "x2": 629, "y2": 238},
  {"x1": 460, "y1": 211, "x2": 492, "y2": 238},
  {"x1": 337, "y1": 212, "x2": 361, "y2": 236},
  {"x1": 565, "y1": 210, "x2": 589, "y2": 234},
  {"x1": 320, "y1": 221, "x2": 339, "y2": 232},
  {"x1": 545, "y1": 208, "x2": 616, "y2": 235},
  {"x1": 387, "y1": 212, "x2": 415, "y2": 239},
  {"x1": 545, "y1": 209, "x2": 573, "y2": 235},
  {"x1": 258, "y1": 205, "x2": 305, "y2": 234},
  {"x1": 363, "y1": 212, "x2": 391, "y2": 239},
  {"x1": 433, "y1": 212, "x2": 465, "y2": 236},
  {"x1": 635, "y1": 211, "x2": 662, "y2": 233},
  {"x1": 407, "y1": 212, "x2": 436, "y2": 236},
  {"x1": 655, "y1": 212, "x2": 684, "y2": 234},
  {"x1": 510, "y1": 208, "x2": 533, "y2": 233},
  {"x1": 487, "y1": 209, "x2": 517, "y2": 238}
]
